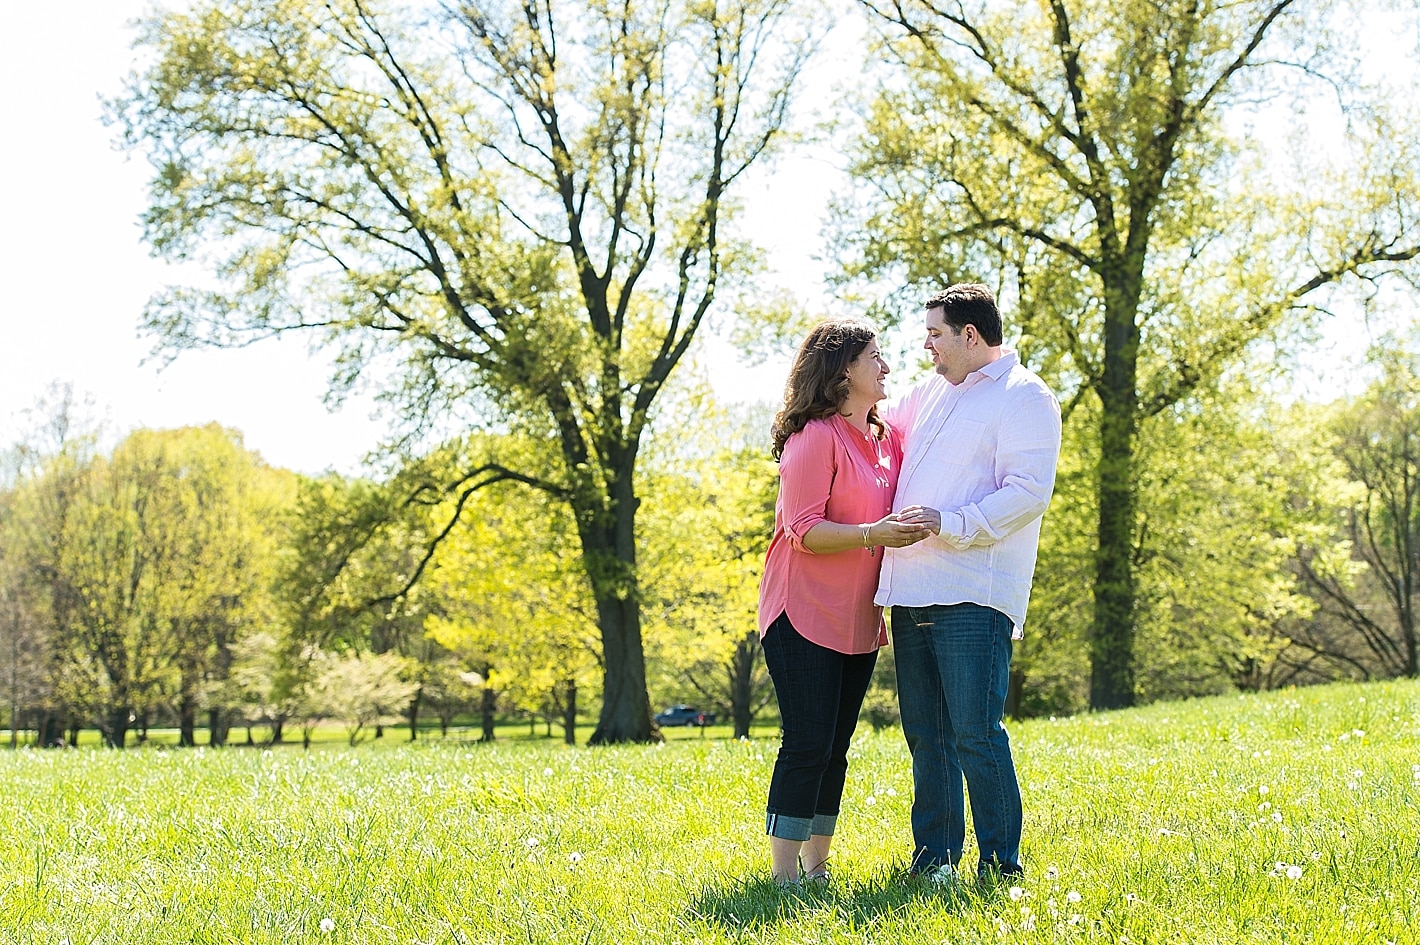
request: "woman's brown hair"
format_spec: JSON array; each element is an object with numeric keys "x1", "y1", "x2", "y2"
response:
[{"x1": 770, "y1": 318, "x2": 884, "y2": 461}]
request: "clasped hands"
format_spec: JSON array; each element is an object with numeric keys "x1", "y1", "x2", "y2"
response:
[{"x1": 870, "y1": 505, "x2": 940, "y2": 548}]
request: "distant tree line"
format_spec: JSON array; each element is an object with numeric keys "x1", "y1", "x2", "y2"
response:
[{"x1": 0, "y1": 387, "x2": 778, "y2": 748}]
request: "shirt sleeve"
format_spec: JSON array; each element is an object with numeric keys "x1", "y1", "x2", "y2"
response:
[
  {"x1": 939, "y1": 382, "x2": 1062, "y2": 548},
  {"x1": 778, "y1": 423, "x2": 837, "y2": 554}
]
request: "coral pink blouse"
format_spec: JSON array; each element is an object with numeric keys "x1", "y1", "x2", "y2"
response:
[{"x1": 758, "y1": 414, "x2": 904, "y2": 654}]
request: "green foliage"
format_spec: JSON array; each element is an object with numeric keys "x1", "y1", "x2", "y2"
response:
[
  {"x1": 639, "y1": 394, "x2": 779, "y2": 735},
  {"x1": 0, "y1": 680, "x2": 1415, "y2": 942},
  {"x1": 2, "y1": 422, "x2": 293, "y2": 746},
  {"x1": 836, "y1": 0, "x2": 1420, "y2": 708},
  {"x1": 1292, "y1": 337, "x2": 1420, "y2": 679},
  {"x1": 113, "y1": 0, "x2": 819, "y2": 742}
]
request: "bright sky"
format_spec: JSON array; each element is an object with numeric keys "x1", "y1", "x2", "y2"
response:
[
  {"x1": 1, "y1": 4, "x2": 1414, "y2": 475},
  {"x1": 0, "y1": 1, "x2": 828, "y2": 474}
]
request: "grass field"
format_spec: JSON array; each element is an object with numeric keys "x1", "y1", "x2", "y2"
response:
[{"x1": 1, "y1": 680, "x2": 1416, "y2": 944}]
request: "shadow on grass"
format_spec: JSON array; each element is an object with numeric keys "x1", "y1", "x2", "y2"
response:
[{"x1": 684, "y1": 871, "x2": 983, "y2": 931}]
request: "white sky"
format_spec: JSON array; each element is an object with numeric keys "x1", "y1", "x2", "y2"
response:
[
  {"x1": 0, "y1": 1, "x2": 830, "y2": 474},
  {"x1": 1, "y1": 4, "x2": 1415, "y2": 475}
]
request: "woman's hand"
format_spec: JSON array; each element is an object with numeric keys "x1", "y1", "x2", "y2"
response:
[{"x1": 870, "y1": 509, "x2": 936, "y2": 548}]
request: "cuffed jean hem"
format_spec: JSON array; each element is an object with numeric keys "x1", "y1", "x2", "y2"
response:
[
  {"x1": 765, "y1": 811, "x2": 838, "y2": 841},
  {"x1": 765, "y1": 811, "x2": 813, "y2": 841}
]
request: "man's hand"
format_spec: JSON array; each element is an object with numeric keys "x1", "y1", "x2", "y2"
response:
[{"x1": 894, "y1": 505, "x2": 941, "y2": 540}]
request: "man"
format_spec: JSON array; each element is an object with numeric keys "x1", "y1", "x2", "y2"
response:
[{"x1": 878, "y1": 283, "x2": 1062, "y2": 882}]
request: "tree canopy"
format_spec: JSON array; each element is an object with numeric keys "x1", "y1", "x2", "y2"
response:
[
  {"x1": 114, "y1": 0, "x2": 816, "y2": 742},
  {"x1": 838, "y1": 0, "x2": 1420, "y2": 707}
]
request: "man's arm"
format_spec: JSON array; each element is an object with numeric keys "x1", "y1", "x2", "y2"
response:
[{"x1": 937, "y1": 384, "x2": 1062, "y2": 548}]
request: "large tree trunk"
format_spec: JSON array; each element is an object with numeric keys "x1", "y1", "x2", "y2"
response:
[
  {"x1": 561, "y1": 679, "x2": 576, "y2": 746},
  {"x1": 729, "y1": 630, "x2": 758, "y2": 739},
  {"x1": 207, "y1": 707, "x2": 228, "y2": 747},
  {"x1": 479, "y1": 664, "x2": 496, "y2": 742},
  {"x1": 103, "y1": 705, "x2": 130, "y2": 749},
  {"x1": 585, "y1": 470, "x2": 659, "y2": 745},
  {"x1": 178, "y1": 691, "x2": 197, "y2": 747},
  {"x1": 588, "y1": 592, "x2": 657, "y2": 744},
  {"x1": 1091, "y1": 295, "x2": 1141, "y2": 710},
  {"x1": 39, "y1": 711, "x2": 65, "y2": 748},
  {"x1": 407, "y1": 686, "x2": 421, "y2": 741}
]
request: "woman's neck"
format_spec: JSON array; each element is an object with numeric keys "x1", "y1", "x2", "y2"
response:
[{"x1": 838, "y1": 399, "x2": 873, "y2": 433}]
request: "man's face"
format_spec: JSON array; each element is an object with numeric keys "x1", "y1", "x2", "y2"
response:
[{"x1": 924, "y1": 306, "x2": 971, "y2": 384}]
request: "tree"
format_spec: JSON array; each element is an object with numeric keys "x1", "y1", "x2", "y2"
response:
[
  {"x1": 1295, "y1": 340, "x2": 1420, "y2": 679},
  {"x1": 639, "y1": 398, "x2": 779, "y2": 738},
  {"x1": 838, "y1": 0, "x2": 1420, "y2": 707},
  {"x1": 115, "y1": 0, "x2": 815, "y2": 742},
  {"x1": 425, "y1": 472, "x2": 599, "y2": 745},
  {"x1": 313, "y1": 648, "x2": 420, "y2": 746}
]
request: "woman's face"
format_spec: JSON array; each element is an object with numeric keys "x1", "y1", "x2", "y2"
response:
[{"x1": 844, "y1": 339, "x2": 890, "y2": 404}]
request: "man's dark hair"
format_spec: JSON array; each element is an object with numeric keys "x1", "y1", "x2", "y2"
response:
[{"x1": 924, "y1": 283, "x2": 1003, "y2": 346}]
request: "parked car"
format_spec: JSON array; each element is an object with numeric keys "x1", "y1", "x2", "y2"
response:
[{"x1": 655, "y1": 704, "x2": 716, "y2": 727}]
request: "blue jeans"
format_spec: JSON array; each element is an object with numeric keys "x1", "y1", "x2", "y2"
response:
[
  {"x1": 892, "y1": 603, "x2": 1021, "y2": 874},
  {"x1": 760, "y1": 612, "x2": 879, "y2": 841}
]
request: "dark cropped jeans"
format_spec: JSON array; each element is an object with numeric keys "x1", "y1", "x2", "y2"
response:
[{"x1": 760, "y1": 611, "x2": 878, "y2": 841}]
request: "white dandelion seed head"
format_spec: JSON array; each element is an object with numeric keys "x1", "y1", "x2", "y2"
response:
[
  {"x1": 1352, "y1": 729, "x2": 1365, "y2": 738},
  {"x1": 1009, "y1": 885, "x2": 1026, "y2": 901},
  {"x1": 543, "y1": 767, "x2": 553, "y2": 777},
  {"x1": 1347, "y1": 780, "x2": 1359, "y2": 791},
  {"x1": 1351, "y1": 769, "x2": 1364, "y2": 779},
  {"x1": 1286, "y1": 865, "x2": 1303, "y2": 880},
  {"x1": 1258, "y1": 784, "x2": 1270, "y2": 795},
  {"x1": 569, "y1": 852, "x2": 582, "y2": 864},
  {"x1": 886, "y1": 787, "x2": 898, "y2": 797},
  {"x1": 865, "y1": 795, "x2": 877, "y2": 806},
  {"x1": 1069, "y1": 914, "x2": 1082, "y2": 926},
  {"x1": 319, "y1": 917, "x2": 335, "y2": 933},
  {"x1": 525, "y1": 837, "x2": 540, "y2": 848},
  {"x1": 1258, "y1": 802, "x2": 1271, "y2": 812},
  {"x1": 1272, "y1": 812, "x2": 1283, "y2": 823},
  {"x1": 1045, "y1": 865, "x2": 1060, "y2": 881},
  {"x1": 1066, "y1": 890, "x2": 1082, "y2": 903}
]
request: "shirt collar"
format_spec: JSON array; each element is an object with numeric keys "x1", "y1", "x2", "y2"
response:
[{"x1": 957, "y1": 348, "x2": 1017, "y2": 386}]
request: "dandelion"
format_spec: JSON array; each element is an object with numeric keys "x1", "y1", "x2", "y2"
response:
[
  {"x1": 1158, "y1": 827, "x2": 1174, "y2": 836},
  {"x1": 1286, "y1": 865, "x2": 1303, "y2": 880},
  {"x1": 525, "y1": 837, "x2": 540, "y2": 849},
  {"x1": 886, "y1": 787, "x2": 898, "y2": 797},
  {"x1": 865, "y1": 795, "x2": 878, "y2": 806},
  {"x1": 1125, "y1": 893, "x2": 1140, "y2": 905},
  {"x1": 1069, "y1": 914, "x2": 1082, "y2": 926},
  {"x1": 1045, "y1": 865, "x2": 1060, "y2": 881},
  {"x1": 1066, "y1": 890, "x2": 1082, "y2": 904},
  {"x1": 1271, "y1": 812, "x2": 1283, "y2": 823},
  {"x1": 543, "y1": 767, "x2": 553, "y2": 777},
  {"x1": 1258, "y1": 802, "x2": 1271, "y2": 812},
  {"x1": 1009, "y1": 886, "x2": 1026, "y2": 901},
  {"x1": 1352, "y1": 729, "x2": 1365, "y2": 738},
  {"x1": 569, "y1": 852, "x2": 583, "y2": 864},
  {"x1": 1258, "y1": 784, "x2": 1270, "y2": 796},
  {"x1": 319, "y1": 918, "x2": 336, "y2": 933}
]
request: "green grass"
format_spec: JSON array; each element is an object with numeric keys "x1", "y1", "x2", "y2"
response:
[{"x1": 1, "y1": 680, "x2": 1416, "y2": 944}]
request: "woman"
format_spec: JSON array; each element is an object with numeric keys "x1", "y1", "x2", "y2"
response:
[{"x1": 758, "y1": 318, "x2": 930, "y2": 887}]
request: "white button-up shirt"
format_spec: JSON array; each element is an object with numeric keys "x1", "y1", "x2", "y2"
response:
[{"x1": 875, "y1": 351, "x2": 1062, "y2": 636}]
